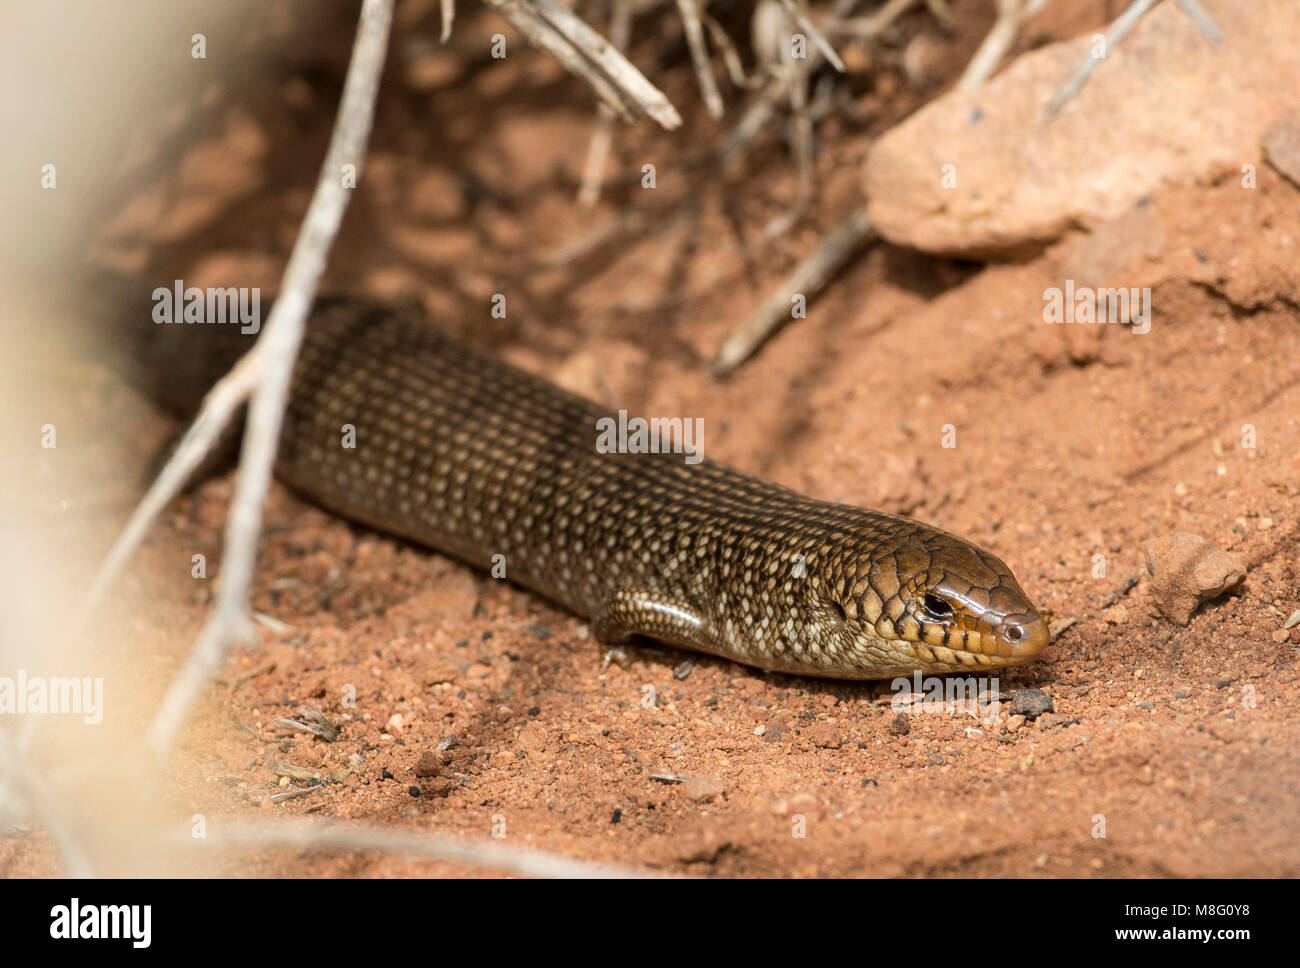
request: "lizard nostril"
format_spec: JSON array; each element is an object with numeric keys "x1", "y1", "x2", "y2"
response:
[{"x1": 1001, "y1": 617, "x2": 1049, "y2": 658}]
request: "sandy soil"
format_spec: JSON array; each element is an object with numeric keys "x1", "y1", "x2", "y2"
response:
[{"x1": 3, "y1": 1, "x2": 1298, "y2": 877}]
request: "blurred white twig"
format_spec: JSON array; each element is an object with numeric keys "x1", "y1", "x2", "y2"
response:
[
  {"x1": 76, "y1": 352, "x2": 262, "y2": 634},
  {"x1": 0, "y1": 730, "x2": 93, "y2": 875},
  {"x1": 178, "y1": 818, "x2": 653, "y2": 878},
  {"x1": 1174, "y1": 0, "x2": 1222, "y2": 42},
  {"x1": 440, "y1": 0, "x2": 455, "y2": 42},
  {"x1": 144, "y1": 0, "x2": 396, "y2": 760}
]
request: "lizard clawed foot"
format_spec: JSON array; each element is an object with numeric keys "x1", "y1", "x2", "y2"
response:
[{"x1": 601, "y1": 644, "x2": 641, "y2": 677}]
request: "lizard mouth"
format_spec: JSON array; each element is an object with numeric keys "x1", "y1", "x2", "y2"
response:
[{"x1": 908, "y1": 616, "x2": 1050, "y2": 669}]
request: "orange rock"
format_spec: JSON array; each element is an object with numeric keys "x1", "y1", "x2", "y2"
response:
[{"x1": 1144, "y1": 533, "x2": 1246, "y2": 625}]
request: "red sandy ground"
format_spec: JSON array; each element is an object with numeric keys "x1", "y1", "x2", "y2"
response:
[{"x1": 3, "y1": 1, "x2": 1297, "y2": 876}]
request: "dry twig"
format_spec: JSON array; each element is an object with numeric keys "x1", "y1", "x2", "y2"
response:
[
  {"x1": 440, "y1": 0, "x2": 456, "y2": 42},
  {"x1": 1046, "y1": 0, "x2": 1221, "y2": 116},
  {"x1": 704, "y1": 13, "x2": 764, "y2": 89},
  {"x1": 676, "y1": 0, "x2": 725, "y2": 118},
  {"x1": 712, "y1": 203, "x2": 874, "y2": 374},
  {"x1": 176, "y1": 818, "x2": 651, "y2": 878},
  {"x1": 721, "y1": 0, "x2": 862, "y2": 164},
  {"x1": 827, "y1": 0, "x2": 920, "y2": 38},
  {"x1": 485, "y1": 0, "x2": 682, "y2": 128},
  {"x1": 757, "y1": 3, "x2": 815, "y2": 240},
  {"x1": 141, "y1": 0, "x2": 396, "y2": 760},
  {"x1": 778, "y1": 0, "x2": 846, "y2": 73},
  {"x1": 76, "y1": 353, "x2": 263, "y2": 632},
  {"x1": 958, "y1": 0, "x2": 1052, "y2": 90},
  {"x1": 1174, "y1": 0, "x2": 1222, "y2": 42},
  {"x1": 577, "y1": 0, "x2": 633, "y2": 208}
]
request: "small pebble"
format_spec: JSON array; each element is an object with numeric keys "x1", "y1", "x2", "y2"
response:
[
  {"x1": 679, "y1": 777, "x2": 725, "y2": 803},
  {"x1": 1264, "y1": 109, "x2": 1300, "y2": 186},
  {"x1": 414, "y1": 751, "x2": 445, "y2": 776},
  {"x1": 1009, "y1": 689, "x2": 1053, "y2": 720},
  {"x1": 807, "y1": 724, "x2": 842, "y2": 749}
]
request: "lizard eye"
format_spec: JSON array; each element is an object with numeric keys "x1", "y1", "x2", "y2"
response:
[
  {"x1": 921, "y1": 593, "x2": 954, "y2": 622},
  {"x1": 829, "y1": 600, "x2": 847, "y2": 622}
]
